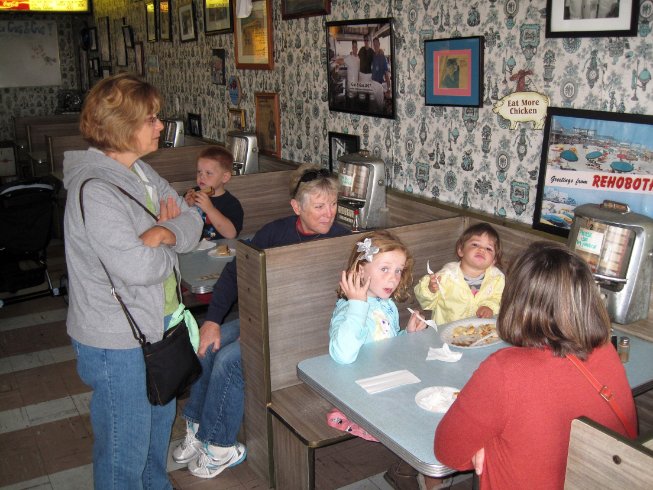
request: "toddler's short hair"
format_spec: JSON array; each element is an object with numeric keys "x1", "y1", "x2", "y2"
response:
[
  {"x1": 455, "y1": 222, "x2": 503, "y2": 269},
  {"x1": 197, "y1": 146, "x2": 233, "y2": 173}
]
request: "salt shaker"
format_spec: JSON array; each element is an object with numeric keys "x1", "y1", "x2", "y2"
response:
[{"x1": 618, "y1": 336, "x2": 630, "y2": 363}]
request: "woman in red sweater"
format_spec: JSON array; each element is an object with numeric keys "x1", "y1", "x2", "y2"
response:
[{"x1": 435, "y1": 241, "x2": 637, "y2": 489}]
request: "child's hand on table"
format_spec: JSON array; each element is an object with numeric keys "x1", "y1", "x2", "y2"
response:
[
  {"x1": 340, "y1": 270, "x2": 370, "y2": 302},
  {"x1": 476, "y1": 306, "x2": 493, "y2": 318}
]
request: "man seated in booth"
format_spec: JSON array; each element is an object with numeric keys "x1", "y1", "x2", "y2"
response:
[{"x1": 172, "y1": 164, "x2": 350, "y2": 479}]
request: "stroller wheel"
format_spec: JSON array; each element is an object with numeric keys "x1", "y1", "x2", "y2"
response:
[{"x1": 58, "y1": 274, "x2": 69, "y2": 305}]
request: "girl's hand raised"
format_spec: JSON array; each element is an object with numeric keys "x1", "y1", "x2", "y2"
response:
[
  {"x1": 428, "y1": 274, "x2": 442, "y2": 293},
  {"x1": 406, "y1": 310, "x2": 428, "y2": 332},
  {"x1": 340, "y1": 270, "x2": 370, "y2": 302}
]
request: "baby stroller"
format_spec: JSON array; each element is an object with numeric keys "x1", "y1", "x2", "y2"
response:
[{"x1": 0, "y1": 177, "x2": 67, "y2": 308}]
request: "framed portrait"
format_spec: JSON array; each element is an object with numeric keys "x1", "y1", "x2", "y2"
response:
[
  {"x1": 235, "y1": 0, "x2": 273, "y2": 70},
  {"x1": 188, "y1": 113, "x2": 202, "y2": 137},
  {"x1": 159, "y1": 0, "x2": 172, "y2": 41},
  {"x1": 545, "y1": 0, "x2": 637, "y2": 38},
  {"x1": 88, "y1": 27, "x2": 98, "y2": 51},
  {"x1": 533, "y1": 107, "x2": 653, "y2": 237},
  {"x1": 114, "y1": 19, "x2": 127, "y2": 67},
  {"x1": 204, "y1": 0, "x2": 233, "y2": 34},
  {"x1": 326, "y1": 18, "x2": 395, "y2": 119},
  {"x1": 255, "y1": 92, "x2": 280, "y2": 157},
  {"x1": 282, "y1": 0, "x2": 330, "y2": 20},
  {"x1": 179, "y1": 3, "x2": 197, "y2": 42},
  {"x1": 90, "y1": 57, "x2": 101, "y2": 77},
  {"x1": 134, "y1": 42, "x2": 144, "y2": 76},
  {"x1": 211, "y1": 48, "x2": 226, "y2": 85},
  {"x1": 328, "y1": 132, "x2": 359, "y2": 173},
  {"x1": 145, "y1": 1, "x2": 158, "y2": 42},
  {"x1": 122, "y1": 25, "x2": 134, "y2": 48},
  {"x1": 97, "y1": 16, "x2": 111, "y2": 62},
  {"x1": 228, "y1": 108, "x2": 246, "y2": 130},
  {"x1": 424, "y1": 36, "x2": 484, "y2": 108}
]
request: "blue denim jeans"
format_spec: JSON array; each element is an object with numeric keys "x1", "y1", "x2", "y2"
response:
[
  {"x1": 183, "y1": 319, "x2": 244, "y2": 448},
  {"x1": 72, "y1": 339, "x2": 175, "y2": 490}
]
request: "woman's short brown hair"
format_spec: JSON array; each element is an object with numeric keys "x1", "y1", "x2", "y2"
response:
[
  {"x1": 455, "y1": 222, "x2": 503, "y2": 269},
  {"x1": 337, "y1": 229, "x2": 414, "y2": 303},
  {"x1": 80, "y1": 73, "x2": 161, "y2": 153},
  {"x1": 197, "y1": 146, "x2": 234, "y2": 173},
  {"x1": 289, "y1": 163, "x2": 339, "y2": 204},
  {"x1": 497, "y1": 241, "x2": 610, "y2": 359}
]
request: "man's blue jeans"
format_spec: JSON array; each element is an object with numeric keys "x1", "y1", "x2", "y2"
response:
[
  {"x1": 72, "y1": 339, "x2": 175, "y2": 490},
  {"x1": 183, "y1": 319, "x2": 244, "y2": 448}
]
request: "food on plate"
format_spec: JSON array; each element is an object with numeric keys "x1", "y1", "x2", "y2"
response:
[
  {"x1": 450, "y1": 323, "x2": 497, "y2": 347},
  {"x1": 215, "y1": 244, "x2": 230, "y2": 256}
]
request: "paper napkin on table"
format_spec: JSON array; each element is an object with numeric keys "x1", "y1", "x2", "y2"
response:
[
  {"x1": 426, "y1": 343, "x2": 462, "y2": 362},
  {"x1": 196, "y1": 239, "x2": 215, "y2": 251},
  {"x1": 355, "y1": 370, "x2": 421, "y2": 394}
]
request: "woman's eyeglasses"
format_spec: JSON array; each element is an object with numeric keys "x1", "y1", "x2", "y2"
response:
[
  {"x1": 292, "y1": 168, "x2": 332, "y2": 198},
  {"x1": 145, "y1": 114, "x2": 160, "y2": 126}
]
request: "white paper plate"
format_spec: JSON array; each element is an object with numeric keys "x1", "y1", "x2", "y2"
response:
[
  {"x1": 440, "y1": 317, "x2": 499, "y2": 349},
  {"x1": 415, "y1": 386, "x2": 459, "y2": 413},
  {"x1": 207, "y1": 246, "x2": 236, "y2": 258}
]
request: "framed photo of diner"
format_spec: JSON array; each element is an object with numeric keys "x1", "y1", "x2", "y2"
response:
[
  {"x1": 179, "y1": 2, "x2": 198, "y2": 42},
  {"x1": 282, "y1": 0, "x2": 330, "y2": 20},
  {"x1": 204, "y1": 0, "x2": 233, "y2": 35},
  {"x1": 545, "y1": 0, "x2": 637, "y2": 38},
  {"x1": 328, "y1": 132, "x2": 359, "y2": 173},
  {"x1": 255, "y1": 92, "x2": 280, "y2": 157},
  {"x1": 159, "y1": 0, "x2": 172, "y2": 41},
  {"x1": 533, "y1": 107, "x2": 653, "y2": 238},
  {"x1": 188, "y1": 113, "x2": 203, "y2": 137},
  {"x1": 234, "y1": 0, "x2": 273, "y2": 70},
  {"x1": 326, "y1": 18, "x2": 395, "y2": 119}
]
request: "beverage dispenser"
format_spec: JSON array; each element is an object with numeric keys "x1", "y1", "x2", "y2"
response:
[
  {"x1": 226, "y1": 130, "x2": 258, "y2": 175},
  {"x1": 567, "y1": 200, "x2": 653, "y2": 324},
  {"x1": 336, "y1": 150, "x2": 387, "y2": 230}
]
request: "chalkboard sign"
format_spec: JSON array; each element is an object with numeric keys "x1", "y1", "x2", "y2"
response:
[{"x1": 0, "y1": 20, "x2": 62, "y2": 88}]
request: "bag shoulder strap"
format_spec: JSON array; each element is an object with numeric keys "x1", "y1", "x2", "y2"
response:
[{"x1": 566, "y1": 353, "x2": 636, "y2": 439}]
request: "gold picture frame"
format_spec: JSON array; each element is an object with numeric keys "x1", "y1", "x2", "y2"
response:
[
  {"x1": 228, "y1": 108, "x2": 246, "y2": 130},
  {"x1": 234, "y1": 0, "x2": 273, "y2": 70},
  {"x1": 255, "y1": 92, "x2": 280, "y2": 157}
]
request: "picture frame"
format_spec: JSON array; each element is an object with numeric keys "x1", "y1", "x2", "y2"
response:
[
  {"x1": 326, "y1": 18, "x2": 395, "y2": 119},
  {"x1": 114, "y1": 19, "x2": 127, "y2": 67},
  {"x1": 533, "y1": 107, "x2": 653, "y2": 238},
  {"x1": 282, "y1": 0, "x2": 330, "y2": 20},
  {"x1": 122, "y1": 25, "x2": 134, "y2": 48},
  {"x1": 424, "y1": 36, "x2": 484, "y2": 108},
  {"x1": 228, "y1": 108, "x2": 246, "y2": 130},
  {"x1": 145, "y1": 1, "x2": 158, "y2": 42},
  {"x1": 0, "y1": 142, "x2": 17, "y2": 177},
  {"x1": 235, "y1": 0, "x2": 274, "y2": 70},
  {"x1": 545, "y1": 0, "x2": 637, "y2": 38},
  {"x1": 134, "y1": 42, "x2": 144, "y2": 76},
  {"x1": 90, "y1": 57, "x2": 101, "y2": 77},
  {"x1": 97, "y1": 16, "x2": 111, "y2": 62},
  {"x1": 255, "y1": 92, "x2": 280, "y2": 157},
  {"x1": 102, "y1": 67, "x2": 112, "y2": 79},
  {"x1": 204, "y1": 0, "x2": 233, "y2": 35},
  {"x1": 188, "y1": 113, "x2": 202, "y2": 137},
  {"x1": 159, "y1": 0, "x2": 172, "y2": 41},
  {"x1": 328, "y1": 132, "x2": 360, "y2": 173},
  {"x1": 179, "y1": 3, "x2": 197, "y2": 42},
  {"x1": 211, "y1": 48, "x2": 226, "y2": 85},
  {"x1": 88, "y1": 27, "x2": 98, "y2": 51}
]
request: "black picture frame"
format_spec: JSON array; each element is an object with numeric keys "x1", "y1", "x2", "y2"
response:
[
  {"x1": 122, "y1": 25, "x2": 134, "y2": 48},
  {"x1": 88, "y1": 27, "x2": 98, "y2": 51},
  {"x1": 114, "y1": 19, "x2": 127, "y2": 67},
  {"x1": 97, "y1": 16, "x2": 111, "y2": 63},
  {"x1": 326, "y1": 18, "x2": 395, "y2": 119},
  {"x1": 204, "y1": 0, "x2": 233, "y2": 35},
  {"x1": 159, "y1": 0, "x2": 172, "y2": 41},
  {"x1": 188, "y1": 113, "x2": 202, "y2": 137},
  {"x1": 533, "y1": 107, "x2": 653, "y2": 237},
  {"x1": 134, "y1": 42, "x2": 145, "y2": 76},
  {"x1": 282, "y1": 0, "x2": 330, "y2": 20},
  {"x1": 179, "y1": 3, "x2": 197, "y2": 42},
  {"x1": 328, "y1": 132, "x2": 360, "y2": 173},
  {"x1": 545, "y1": 0, "x2": 637, "y2": 38},
  {"x1": 91, "y1": 57, "x2": 101, "y2": 77},
  {"x1": 145, "y1": 1, "x2": 158, "y2": 42}
]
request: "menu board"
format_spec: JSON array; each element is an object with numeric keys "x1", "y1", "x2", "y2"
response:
[{"x1": 0, "y1": 0, "x2": 90, "y2": 12}]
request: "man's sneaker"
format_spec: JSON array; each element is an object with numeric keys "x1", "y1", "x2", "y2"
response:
[
  {"x1": 172, "y1": 421, "x2": 202, "y2": 464},
  {"x1": 188, "y1": 442, "x2": 247, "y2": 479}
]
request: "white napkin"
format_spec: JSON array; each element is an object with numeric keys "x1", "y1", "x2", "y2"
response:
[
  {"x1": 196, "y1": 239, "x2": 215, "y2": 251},
  {"x1": 426, "y1": 343, "x2": 462, "y2": 362},
  {"x1": 355, "y1": 370, "x2": 421, "y2": 394},
  {"x1": 415, "y1": 386, "x2": 459, "y2": 413}
]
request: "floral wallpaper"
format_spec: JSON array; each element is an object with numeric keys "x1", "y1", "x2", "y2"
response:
[{"x1": 5, "y1": 1, "x2": 653, "y2": 227}]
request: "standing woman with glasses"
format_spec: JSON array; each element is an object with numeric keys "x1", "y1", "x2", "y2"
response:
[{"x1": 63, "y1": 73, "x2": 202, "y2": 489}]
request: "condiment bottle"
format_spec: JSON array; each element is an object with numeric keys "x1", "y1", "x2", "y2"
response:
[
  {"x1": 618, "y1": 336, "x2": 630, "y2": 363},
  {"x1": 351, "y1": 209, "x2": 361, "y2": 232}
]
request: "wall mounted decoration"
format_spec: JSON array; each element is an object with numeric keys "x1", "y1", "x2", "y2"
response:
[
  {"x1": 328, "y1": 132, "x2": 359, "y2": 172},
  {"x1": 134, "y1": 42, "x2": 144, "y2": 76},
  {"x1": 188, "y1": 113, "x2": 203, "y2": 137},
  {"x1": 114, "y1": 19, "x2": 127, "y2": 67},
  {"x1": 211, "y1": 48, "x2": 226, "y2": 85},
  {"x1": 159, "y1": 0, "x2": 172, "y2": 41},
  {"x1": 228, "y1": 75, "x2": 241, "y2": 105},
  {"x1": 0, "y1": 142, "x2": 17, "y2": 177},
  {"x1": 228, "y1": 108, "x2": 246, "y2": 130},
  {"x1": 98, "y1": 16, "x2": 111, "y2": 62},
  {"x1": 91, "y1": 57, "x2": 101, "y2": 77},
  {"x1": 282, "y1": 0, "x2": 330, "y2": 20},
  {"x1": 533, "y1": 107, "x2": 653, "y2": 237},
  {"x1": 545, "y1": 0, "x2": 637, "y2": 38},
  {"x1": 122, "y1": 25, "x2": 134, "y2": 48},
  {"x1": 424, "y1": 36, "x2": 484, "y2": 108},
  {"x1": 204, "y1": 0, "x2": 233, "y2": 35},
  {"x1": 326, "y1": 17, "x2": 395, "y2": 119},
  {"x1": 145, "y1": 1, "x2": 158, "y2": 42},
  {"x1": 179, "y1": 3, "x2": 198, "y2": 42},
  {"x1": 88, "y1": 27, "x2": 98, "y2": 51},
  {"x1": 255, "y1": 92, "x2": 280, "y2": 157},
  {"x1": 235, "y1": 0, "x2": 273, "y2": 70},
  {"x1": 102, "y1": 67, "x2": 112, "y2": 79}
]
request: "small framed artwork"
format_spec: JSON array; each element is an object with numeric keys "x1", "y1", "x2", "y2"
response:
[
  {"x1": 0, "y1": 142, "x2": 17, "y2": 177},
  {"x1": 228, "y1": 108, "x2": 246, "y2": 130},
  {"x1": 235, "y1": 0, "x2": 273, "y2": 70},
  {"x1": 90, "y1": 57, "x2": 100, "y2": 77},
  {"x1": 159, "y1": 0, "x2": 172, "y2": 41},
  {"x1": 145, "y1": 1, "x2": 158, "y2": 42},
  {"x1": 328, "y1": 132, "x2": 360, "y2": 173},
  {"x1": 97, "y1": 16, "x2": 111, "y2": 62},
  {"x1": 122, "y1": 25, "x2": 134, "y2": 48},
  {"x1": 114, "y1": 19, "x2": 127, "y2": 67},
  {"x1": 204, "y1": 0, "x2": 233, "y2": 35},
  {"x1": 533, "y1": 107, "x2": 653, "y2": 237},
  {"x1": 188, "y1": 113, "x2": 202, "y2": 137},
  {"x1": 545, "y1": 0, "x2": 637, "y2": 38},
  {"x1": 89, "y1": 27, "x2": 98, "y2": 51},
  {"x1": 282, "y1": 0, "x2": 330, "y2": 20},
  {"x1": 424, "y1": 36, "x2": 484, "y2": 108},
  {"x1": 134, "y1": 42, "x2": 144, "y2": 76},
  {"x1": 179, "y1": 3, "x2": 197, "y2": 42},
  {"x1": 211, "y1": 48, "x2": 226, "y2": 85},
  {"x1": 102, "y1": 67, "x2": 112, "y2": 79},
  {"x1": 255, "y1": 92, "x2": 280, "y2": 157}
]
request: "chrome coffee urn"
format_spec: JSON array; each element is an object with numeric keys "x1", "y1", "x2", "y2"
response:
[
  {"x1": 568, "y1": 200, "x2": 653, "y2": 324},
  {"x1": 226, "y1": 130, "x2": 258, "y2": 175}
]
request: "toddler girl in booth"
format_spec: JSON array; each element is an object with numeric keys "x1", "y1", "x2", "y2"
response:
[{"x1": 414, "y1": 222, "x2": 505, "y2": 326}]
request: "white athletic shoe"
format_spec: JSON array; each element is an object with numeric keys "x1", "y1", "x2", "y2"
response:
[
  {"x1": 188, "y1": 442, "x2": 247, "y2": 479},
  {"x1": 172, "y1": 421, "x2": 202, "y2": 464}
]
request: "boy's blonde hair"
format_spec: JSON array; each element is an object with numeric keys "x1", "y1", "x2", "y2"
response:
[
  {"x1": 455, "y1": 222, "x2": 503, "y2": 269},
  {"x1": 337, "y1": 230, "x2": 414, "y2": 303},
  {"x1": 197, "y1": 145, "x2": 233, "y2": 173}
]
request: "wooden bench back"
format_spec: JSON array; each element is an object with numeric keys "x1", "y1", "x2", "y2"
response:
[
  {"x1": 26, "y1": 121, "x2": 81, "y2": 153},
  {"x1": 47, "y1": 134, "x2": 88, "y2": 175},
  {"x1": 13, "y1": 114, "x2": 79, "y2": 144}
]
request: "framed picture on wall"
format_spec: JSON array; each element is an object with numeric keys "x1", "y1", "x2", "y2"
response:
[
  {"x1": 533, "y1": 107, "x2": 653, "y2": 237},
  {"x1": 114, "y1": 19, "x2": 127, "y2": 67},
  {"x1": 145, "y1": 1, "x2": 158, "y2": 42},
  {"x1": 328, "y1": 132, "x2": 359, "y2": 173},
  {"x1": 282, "y1": 0, "x2": 330, "y2": 20},
  {"x1": 0, "y1": 142, "x2": 17, "y2": 177},
  {"x1": 235, "y1": 0, "x2": 273, "y2": 69},
  {"x1": 326, "y1": 18, "x2": 395, "y2": 119},
  {"x1": 204, "y1": 0, "x2": 233, "y2": 34},
  {"x1": 255, "y1": 92, "x2": 280, "y2": 157},
  {"x1": 228, "y1": 108, "x2": 246, "y2": 130},
  {"x1": 179, "y1": 3, "x2": 197, "y2": 42},
  {"x1": 545, "y1": 0, "x2": 637, "y2": 38},
  {"x1": 188, "y1": 113, "x2": 202, "y2": 137},
  {"x1": 122, "y1": 25, "x2": 134, "y2": 48},
  {"x1": 90, "y1": 57, "x2": 101, "y2": 77},
  {"x1": 424, "y1": 36, "x2": 484, "y2": 108},
  {"x1": 134, "y1": 42, "x2": 144, "y2": 76},
  {"x1": 159, "y1": 0, "x2": 172, "y2": 41},
  {"x1": 97, "y1": 16, "x2": 111, "y2": 62},
  {"x1": 211, "y1": 48, "x2": 226, "y2": 85},
  {"x1": 88, "y1": 27, "x2": 98, "y2": 51}
]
